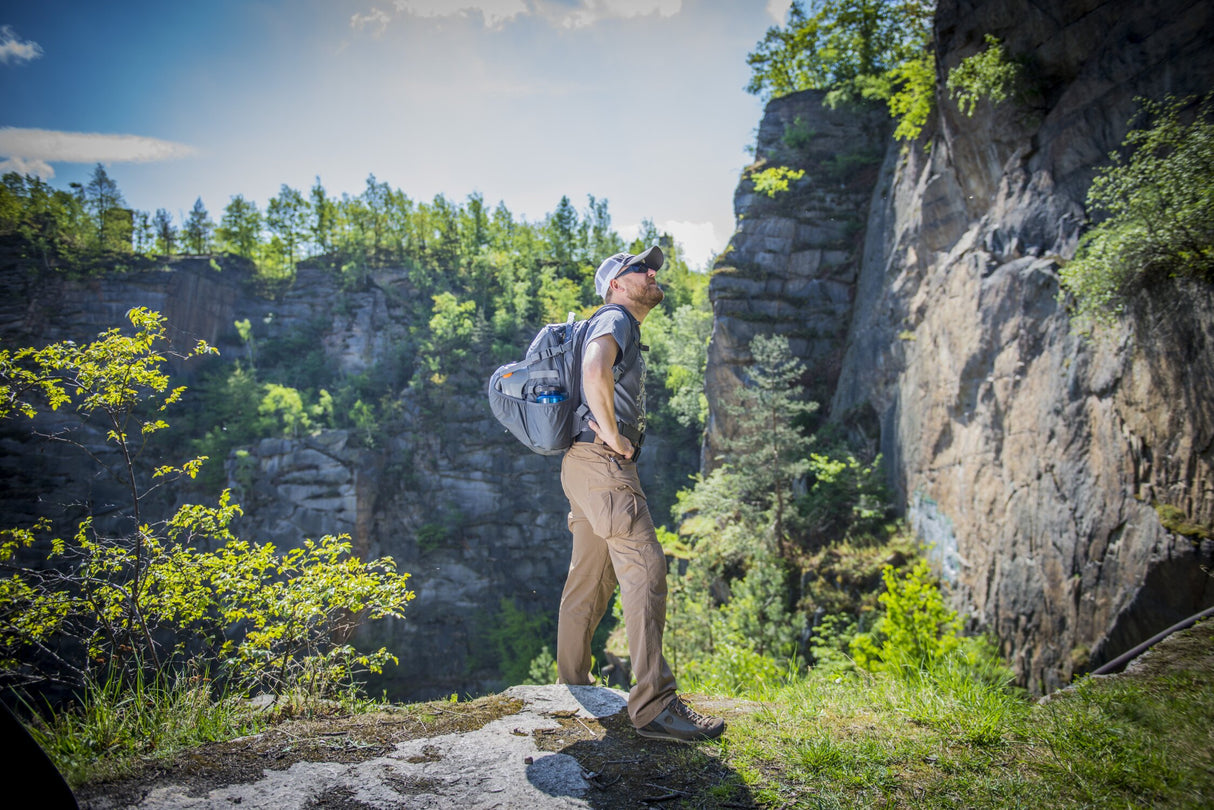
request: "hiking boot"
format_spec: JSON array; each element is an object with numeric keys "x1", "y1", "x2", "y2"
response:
[{"x1": 636, "y1": 696, "x2": 725, "y2": 742}]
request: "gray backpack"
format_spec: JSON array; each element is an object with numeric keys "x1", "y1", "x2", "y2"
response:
[{"x1": 488, "y1": 304, "x2": 637, "y2": 456}]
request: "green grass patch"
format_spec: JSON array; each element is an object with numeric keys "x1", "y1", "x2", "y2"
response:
[
  {"x1": 720, "y1": 621, "x2": 1214, "y2": 807},
  {"x1": 22, "y1": 671, "x2": 265, "y2": 787}
]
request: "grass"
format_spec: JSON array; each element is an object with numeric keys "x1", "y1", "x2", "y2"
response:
[
  {"x1": 718, "y1": 620, "x2": 1214, "y2": 808},
  {"x1": 20, "y1": 670, "x2": 265, "y2": 787}
]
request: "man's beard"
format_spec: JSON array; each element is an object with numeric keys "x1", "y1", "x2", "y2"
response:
[{"x1": 628, "y1": 281, "x2": 665, "y2": 308}]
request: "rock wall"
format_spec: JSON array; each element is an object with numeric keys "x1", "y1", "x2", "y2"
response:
[
  {"x1": 703, "y1": 92, "x2": 889, "y2": 464},
  {"x1": 708, "y1": 0, "x2": 1214, "y2": 690}
]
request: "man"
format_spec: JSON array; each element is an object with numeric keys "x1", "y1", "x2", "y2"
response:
[{"x1": 556, "y1": 245, "x2": 725, "y2": 743}]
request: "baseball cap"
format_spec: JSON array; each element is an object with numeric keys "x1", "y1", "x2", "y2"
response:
[{"x1": 593, "y1": 245, "x2": 664, "y2": 299}]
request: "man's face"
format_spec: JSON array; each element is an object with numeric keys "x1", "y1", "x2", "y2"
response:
[{"x1": 615, "y1": 264, "x2": 665, "y2": 308}]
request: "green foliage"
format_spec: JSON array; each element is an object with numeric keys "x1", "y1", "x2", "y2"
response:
[
  {"x1": 751, "y1": 165, "x2": 807, "y2": 198},
  {"x1": 421, "y1": 291, "x2": 478, "y2": 384},
  {"x1": 884, "y1": 50, "x2": 936, "y2": 140},
  {"x1": 746, "y1": 1, "x2": 935, "y2": 103},
  {"x1": 216, "y1": 194, "x2": 262, "y2": 260},
  {"x1": 849, "y1": 559, "x2": 964, "y2": 673},
  {"x1": 642, "y1": 300, "x2": 712, "y2": 430},
  {"x1": 1059, "y1": 94, "x2": 1214, "y2": 325},
  {"x1": 0, "y1": 309, "x2": 415, "y2": 702},
  {"x1": 747, "y1": 1, "x2": 936, "y2": 142},
  {"x1": 946, "y1": 34, "x2": 1023, "y2": 117},
  {"x1": 181, "y1": 197, "x2": 214, "y2": 254},
  {"x1": 716, "y1": 333, "x2": 819, "y2": 552},
  {"x1": 0, "y1": 172, "x2": 90, "y2": 268},
  {"x1": 525, "y1": 645, "x2": 558, "y2": 685},
  {"x1": 482, "y1": 598, "x2": 553, "y2": 686},
  {"x1": 798, "y1": 449, "x2": 889, "y2": 543},
  {"x1": 781, "y1": 116, "x2": 817, "y2": 151}
]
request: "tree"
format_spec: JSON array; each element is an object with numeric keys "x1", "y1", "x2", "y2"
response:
[
  {"x1": 0, "y1": 173, "x2": 87, "y2": 267},
  {"x1": 265, "y1": 184, "x2": 309, "y2": 267},
  {"x1": 746, "y1": 1, "x2": 936, "y2": 138},
  {"x1": 0, "y1": 308, "x2": 415, "y2": 696},
  {"x1": 723, "y1": 334, "x2": 819, "y2": 549},
  {"x1": 680, "y1": 334, "x2": 818, "y2": 561},
  {"x1": 421, "y1": 291, "x2": 477, "y2": 383},
  {"x1": 309, "y1": 177, "x2": 337, "y2": 258},
  {"x1": 82, "y1": 163, "x2": 132, "y2": 253},
  {"x1": 216, "y1": 194, "x2": 261, "y2": 260},
  {"x1": 181, "y1": 197, "x2": 215, "y2": 254},
  {"x1": 152, "y1": 208, "x2": 177, "y2": 256},
  {"x1": 545, "y1": 195, "x2": 581, "y2": 282},
  {"x1": 131, "y1": 210, "x2": 155, "y2": 254}
]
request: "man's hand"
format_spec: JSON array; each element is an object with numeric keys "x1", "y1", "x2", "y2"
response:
[{"x1": 587, "y1": 418, "x2": 634, "y2": 459}]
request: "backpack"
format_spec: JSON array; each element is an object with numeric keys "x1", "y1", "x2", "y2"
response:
[{"x1": 488, "y1": 304, "x2": 639, "y2": 456}]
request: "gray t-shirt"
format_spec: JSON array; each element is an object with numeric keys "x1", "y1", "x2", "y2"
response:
[{"x1": 581, "y1": 307, "x2": 645, "y2": 432}]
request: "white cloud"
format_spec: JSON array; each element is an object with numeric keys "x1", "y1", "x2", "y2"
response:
[
  {"x1": 765, "y1": 0, "x2": 791, "y2": 25},
  {"x1": 351, "y1": 7, "x2": 392, "y2": 35},
  {"x1": 660, "y1": 219, "x2": 725, "y2": 271},
  {"x1": 540, "y1": 0, "x2": 682, "y2": 28},
  {"x1": 0, "y1": 156, "x2": 54, "y2": 178},
  {"x1": 384, "y1": 0, "x2": 680, "y2": 29},
  {"x1": 393, "y1": 0, "x2": 528, "y2": 27},
  {"x1": 0, "y1": 25, "x2": 43, "y2": 65},
  {"x1": 0, "y1": 128, "x2": 197, "y2": 166}
]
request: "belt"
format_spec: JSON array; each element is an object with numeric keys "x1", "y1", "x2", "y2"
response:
[{"x1": 575, "y1": 422, "x2": 644, "y2": 452}]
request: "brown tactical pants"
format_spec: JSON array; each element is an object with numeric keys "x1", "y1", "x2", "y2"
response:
[{"x1": 556, "y1": 441, "x2": 677, "y2": 728}]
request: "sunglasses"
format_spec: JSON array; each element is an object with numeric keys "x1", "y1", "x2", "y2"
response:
[{"x1": 616, "y1": 263, "x2": 652, "y2": 278}]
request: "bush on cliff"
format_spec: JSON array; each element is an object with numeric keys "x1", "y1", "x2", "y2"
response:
[{"x1": 1061, "y1": 93, "x2": 1214, "y2": 325}]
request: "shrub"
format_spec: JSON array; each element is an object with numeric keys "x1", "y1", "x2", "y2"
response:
[
  {"x1": 849, "y1": 559, "x2": 962, "y2": 672},
  {"x1": 751, "y1": 165, "x2": 807, "y2": 198},
  {"x1": 1060, "y1": 94, "x2": 1214, "y2": 325},
  {"x1": 946, "y1": 34, "x2": 1024, "y2": 117}
]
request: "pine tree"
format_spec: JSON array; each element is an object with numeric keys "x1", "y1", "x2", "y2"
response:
[
  {"x1": 718, "y1": 333, "x2": 818, "y2": 554},
  {"x1": 181, "y1": 197, "x2": 214, "y2": 254}
]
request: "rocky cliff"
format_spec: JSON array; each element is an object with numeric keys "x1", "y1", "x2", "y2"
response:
[{"x1": 707, "y1": 0, "x2": 1214, "y2": 690}]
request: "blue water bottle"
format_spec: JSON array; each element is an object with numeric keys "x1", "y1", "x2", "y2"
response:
[{"x1": 535, "y1": 385, "x2": 567, "y2": 404}]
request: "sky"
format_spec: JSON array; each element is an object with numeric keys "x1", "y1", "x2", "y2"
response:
[{"x1": 0, "y1": 0, "x2": 794, "y2": 271}]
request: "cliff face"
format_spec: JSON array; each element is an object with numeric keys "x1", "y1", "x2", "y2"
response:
[
  {"x1": 703, "y1": 92, "x2": 889, "y2": 464},
  {"x1": 708, "y1": 0, "x2": 1214, "y2": 689}
]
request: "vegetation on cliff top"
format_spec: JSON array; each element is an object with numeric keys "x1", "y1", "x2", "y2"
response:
[
  {"x1": 1061, "y1": 93, "x2": 1214, "y2": 326},
  {"x1": 746, "y1": 0, "x2": 936, "y2": 141}
]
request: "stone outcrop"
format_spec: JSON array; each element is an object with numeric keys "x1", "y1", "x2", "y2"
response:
[
  {"x1": 707, "y1": 0, "x2": 1214, "y2": 690},
  {"x1": 704, "y1": 92, "x2": 889, "y2": 464}
]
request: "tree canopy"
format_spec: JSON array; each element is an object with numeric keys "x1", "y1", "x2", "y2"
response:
[{"x1": 746, "y1": 0, "x2": 936, "y2": 140}]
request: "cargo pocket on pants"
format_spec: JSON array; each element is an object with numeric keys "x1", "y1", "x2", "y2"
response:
[{"x1": 587, "y1": 485, "x2": 640, "y2": 540}]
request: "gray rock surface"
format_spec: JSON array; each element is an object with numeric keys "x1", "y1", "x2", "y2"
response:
[{"x1": 99, "y1": 686, "x2": 628, "y2": 810}]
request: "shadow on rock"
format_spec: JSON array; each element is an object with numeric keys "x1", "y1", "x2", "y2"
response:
[{"x1": 526, "y1": 686, "x2": 757, "y2": 809}]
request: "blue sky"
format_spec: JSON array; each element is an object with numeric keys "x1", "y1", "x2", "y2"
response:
[{"x1": 0, "y1": 0, "x2": 792, "y2": 270}]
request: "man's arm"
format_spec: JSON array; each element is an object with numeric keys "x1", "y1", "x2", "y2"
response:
[{"x1": 582, "y1": 333, "x2": 634, "y2": 459}]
